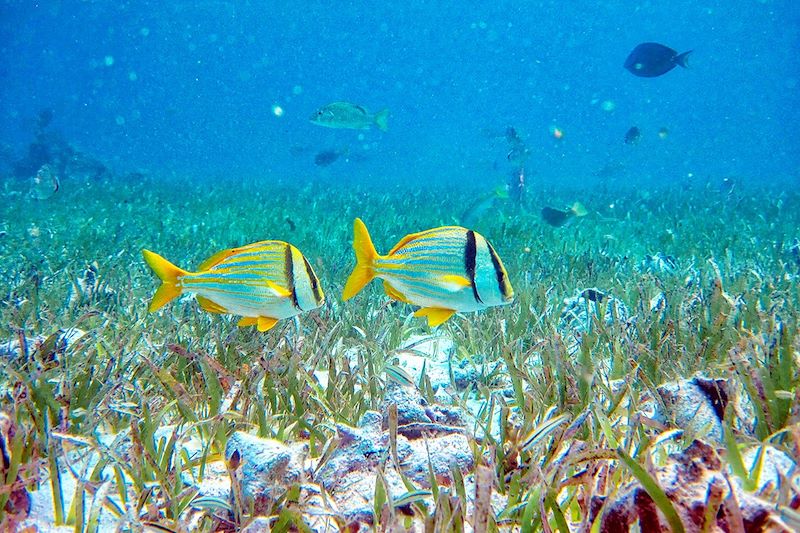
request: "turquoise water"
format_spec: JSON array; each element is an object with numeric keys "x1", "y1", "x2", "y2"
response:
[
  {"x1": 1, "y1": 2, "x2": 799, "y2": 531},
  {"x1": 2, "y1": 2, "x2": 798, "y2": 185}
]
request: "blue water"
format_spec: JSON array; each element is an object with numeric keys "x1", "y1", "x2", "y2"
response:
[{"x1": 1, "y1": 1, "x2": 798, "y2": 187}]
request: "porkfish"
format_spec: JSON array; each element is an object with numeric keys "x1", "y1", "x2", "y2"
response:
[
  {"x1": 342, "y1": 218, "x2": 513, "y2": 326},
  {"x1": 142, "y1": 241, "x2": 324, "y2": 332}
]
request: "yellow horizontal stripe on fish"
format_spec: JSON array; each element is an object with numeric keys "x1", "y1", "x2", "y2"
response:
[
  {"x1": 142, "y1": 240, "x2": 324, "y2": 332},
  {"x1": 342, "y1": 218, "x2": 513, "y2": 326}
]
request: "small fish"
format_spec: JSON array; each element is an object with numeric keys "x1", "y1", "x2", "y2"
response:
[
  {"x1": 29, "y1": 164, "x2": 60, "y2": 200},
  {"x1": 314, "y1": 146, "x2": 352, "y2": 167},
  {"x1": 508, "y1": 167, "x2": 526, "y2": 203},
  {"x1": 624, "y1": 126, "x2": 641, "y2": 145},
  {"x1": 541, "y1": 202, "x2": 588, "y2": 227},
  {"x1": 624, "y1": 42, "x2": 692, "y2": 78},
  {"x1": 314, "y1": 149, "x2": 342, "y2": 167},
  {"x1": 142, "y1": 241, "x2": 324, "y2": 332},
  {"x1": 310, "y1": 102, "x2": 389, "y2": 132},
  {"x1": 37, "y1": 108, "x2": 54, "y2": 131},
  {"x1": 342, "y1": 218, "x2": 513, "y2": 327},
  {"x1": 460, "y1": 186, "x2": 508, "y2": 226},
  {"x1": 505, "y1": 126, "x2": 530, "y2": 166},
  {"x1": 594, "y1": 161, "x2": 627, "y2": 179},
  {"x1": 720, "y1": 177, "x2": 735, "y2": 195}
]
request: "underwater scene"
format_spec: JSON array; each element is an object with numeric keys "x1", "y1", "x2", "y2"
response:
[{"x1": 1, "y1": 1, "x2": 799, "y2": 532}]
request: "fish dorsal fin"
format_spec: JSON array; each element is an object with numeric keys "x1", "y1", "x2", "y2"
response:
[
  {"x1": 198, "y1": 240, "x2": 276, "y2": 271},
  {"x1": 413, "y1": 307, "x2": 457, "y2": 327},
  {"x1": 383, "y1": 280, "x2": 409, "y2": 303},
  {"x1": 198, "y1": 248, "x2": 239, "y2": 271},
  {"x1": 266, "y1": 281, "x2": 292, "y2": 298},
  {"x1": 257, "y1": 316, "x2": 279, "y2": 332},
  {"x1": 196, "y1": 296, "x2": 228, "y2": 314},
  {"x1": 237, "y1": 317, "x2": 258, "y2": 327},
  {"x1": 440, "y1": 274, "x2": 471, "y2": 292},
  {"x1": 387, "y1": 226, "x2": 465, "y2": 256},
  {"x1": 387, "y1": 231, "x2": 425, "y2": 256}
]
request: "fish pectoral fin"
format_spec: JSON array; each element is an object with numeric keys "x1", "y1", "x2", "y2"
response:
[
  {"x1": 196, "y1": 296, "x2": 228, "y2": 314},
  {"x1": 413, "y1": 307, "x2": 457, "y2": 327},
  {"x1": 439, "y1": 274, "x2": 472, "y2": 292},
  {"x1": 383, "y1": 281, "x2": 409, "y2": 303},
  {"x1": 266, "y1": 281, "x2": 292, "y2": 298},
  {"x1": 257, "y1": 316, "x2": 279, "y2": 332},
  {"x1": 237, "y1": 317, "x2": 258, "y2": 327}
]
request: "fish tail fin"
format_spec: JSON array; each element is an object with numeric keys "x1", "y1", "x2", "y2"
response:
[
  {"x1": 142, "y1": 249, "x2": 188, "y2": 312},
  {"x1": 675, "y1": 50, "x2": 692, "y2": 68},
  {"x1": 342, "y1": 218, "x2": 380, "y2": 301},
  {"x1": 570, "y1": 202, "x2": 588, "y2": 217},
  {"x1": 374, "y1": 109, "x2": 389, "y2": 132}
]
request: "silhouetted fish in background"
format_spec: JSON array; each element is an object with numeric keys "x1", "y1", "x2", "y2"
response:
[
  {"x1": 460, "y1": 187, "x2": 508, "y2": 226},
  {"x1": 541, "y1": 202, "x2": 588, "y2": 227},
  {"x1": 505, "y1": 126, "x2": 530, "y2": 167},
  {"x1": 624, "y1": 43, "x2": 692, "y2": 77},
  {"x1": 624, "y1": 126, "x2": 641, "y2": 145},
  {"x1": 37, "y1": 108, "x2": 54, "y2": 131},
  {"x1": 720, "y1": 177, "x2": 736, "y2": 195},
  {"x1": 314, "y1": 149, "x2": 344, "y2": 167},
  {"x1": 594, "y1": 161, "x2": 627, "y2": 180}
]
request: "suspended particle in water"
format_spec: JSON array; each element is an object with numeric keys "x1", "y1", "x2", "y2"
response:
[
  {"x1": 549, "y1": 125, "x2": 564, "y2": 140},
  {"x1": 271, "y1": 104, "x2": 284, "y2": 117},
  {"x1": 104, "y1": 55, "x2": 115, "y2": 67},
  {"x1": 601, "y1": 100, "x2": 616, "y2": 112}
]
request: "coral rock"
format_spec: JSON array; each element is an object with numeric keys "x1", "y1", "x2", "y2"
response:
[{"x1": 225, "y1": 431, "x2": 306, "y2": 514}]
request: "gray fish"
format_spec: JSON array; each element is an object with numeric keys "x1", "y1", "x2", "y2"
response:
[
  {"x1": 541, "y1": 202, "x2": 588, "y2": 227},
  {"x1": 461, "y1": 187, "x2": 508, "y2": 226},
  {"x1": 310, "y1": 102, "x2": 389, "y2": 131}
]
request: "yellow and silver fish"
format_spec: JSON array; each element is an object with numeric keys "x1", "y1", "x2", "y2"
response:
[
  {"x1": 142, "y1": 241, "x2": 324, "y2": 332},
  {"x1": 342, "y1": 218, "x2": 513, "y2": 326}
]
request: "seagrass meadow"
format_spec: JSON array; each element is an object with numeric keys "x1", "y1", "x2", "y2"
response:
[{"x1": 1, "y1": 172, "x2": 799, "y2": 532}]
